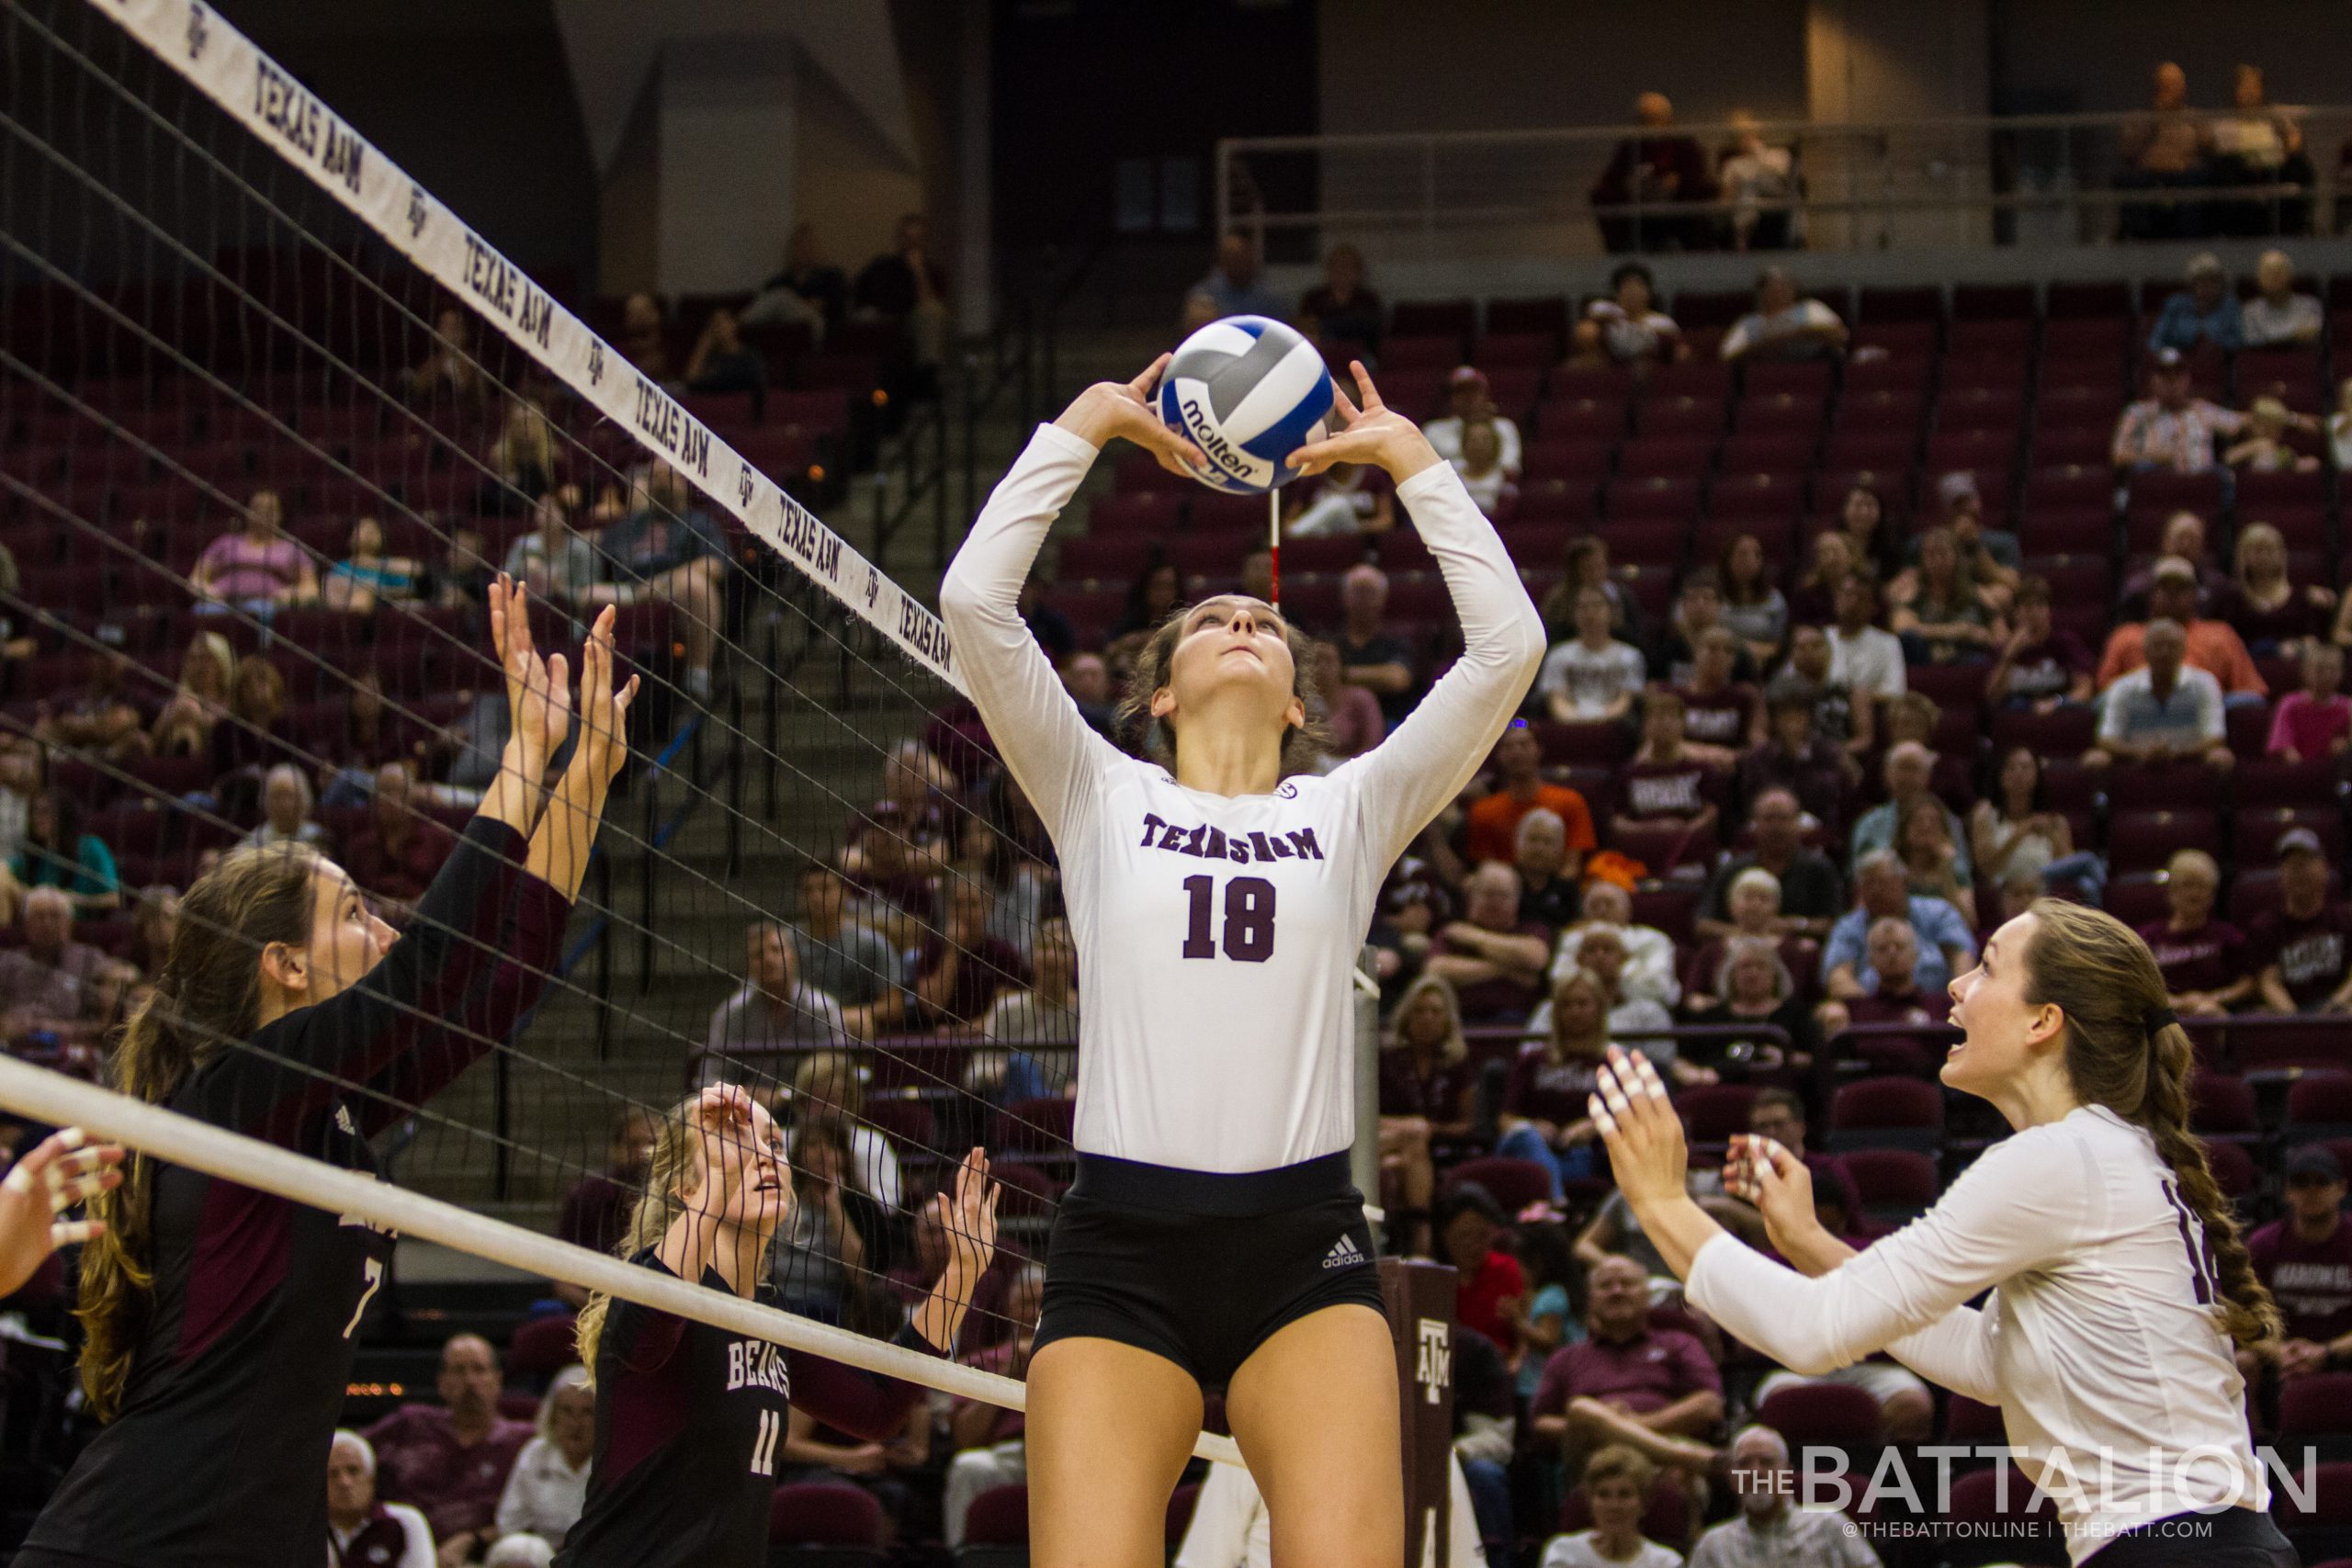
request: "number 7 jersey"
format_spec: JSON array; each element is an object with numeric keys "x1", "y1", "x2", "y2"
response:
[{"x1": 942, "y1": 425, "x2": 1544, "y2": 1175}]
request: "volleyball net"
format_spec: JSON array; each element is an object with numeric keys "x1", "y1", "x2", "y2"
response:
[{"x1": 0, "y1": 0, "x2": 1162, "y2": 1440}]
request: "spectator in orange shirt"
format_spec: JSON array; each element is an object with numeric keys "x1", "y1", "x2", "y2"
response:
[
  {"x1": 1461, "y1": 725, "x2": 1597, "y2": 869},
  {"x1": 2095, "y1": 556, "x2": 2267, "y2": 701}
]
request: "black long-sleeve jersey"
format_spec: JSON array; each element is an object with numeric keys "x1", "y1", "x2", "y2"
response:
[
  {"x1": 20, "y1": 818, "x2": 569, "y2": 1568},
  {"x1": 555, "y1": 1252, "x2": 941, "y2": 1568}
]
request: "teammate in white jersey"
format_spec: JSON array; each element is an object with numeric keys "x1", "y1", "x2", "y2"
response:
[
  {"x1": 1589, "y1": 900, "x2": 2293, "y2": 1567},
  {"x1": 940, "y1": 357, "x2": 1543, "y2": 1568}
]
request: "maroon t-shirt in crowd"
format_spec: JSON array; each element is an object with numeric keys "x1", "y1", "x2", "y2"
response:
[
  {"x1": 362, "y1": 1405, "x2": 533, "y2": 1543},
  {"x1": 345, "y1": 818, "x2": 457, "y2": 906},
  {"x1": 557, "y1": 1173, "x2": 635, "y2": 1258},
  {"x1": 2136, "y1": 918, "x2": 2252, "y2": 997},
  {"x1": 1431, "y1": 920, "x2": 1555, "y2": 1023},
  {"x1": 1674, "y1": 683, "x2": 1757, "y2": 750},
  {"x1": 2249, "y1": 1216, "x2": 2352, "y2": 1343},
  {"x1": 2254, "y1": 903, "x2": 2352, "y2": 1010},
  {"x1": 1616, "y1": 755, "x2": 1724, "y2": 820},
  {"x1": 1530, "y1": 1327, "x2": 1722, "y2": 1418},
  {"x1": 1377, "y1": 1049, "x2": 1478, "y2": 1124},
  {"x1": 910, "y1": 933, "x2": 1032, "y2": 1027},
  {"x1": 1502, "y1": 1043, "x2": 1604, "y2": 1127},
  {"x1": 1997, "y1": 629, "x2": 2095, "y2": 703}
]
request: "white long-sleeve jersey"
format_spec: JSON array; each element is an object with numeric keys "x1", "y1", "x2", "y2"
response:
[
  {"x1": 940, "y1": 425, "x2": 1544, "y2": 1174},
  {"x1": 1688, "y1": 1104, "x2": 2266, "y2": 1562}
]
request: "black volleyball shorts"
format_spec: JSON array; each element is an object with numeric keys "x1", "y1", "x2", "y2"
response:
[{"x1": 1033, "y1": 1150, "x2": 1386, "y2": 1388}]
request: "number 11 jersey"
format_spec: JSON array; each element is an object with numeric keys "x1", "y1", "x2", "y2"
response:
[{"x1": 942, "y1": 425, "x2": 1544, "y2": 1177}]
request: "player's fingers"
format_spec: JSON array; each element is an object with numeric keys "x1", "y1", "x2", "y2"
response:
[
  {"x1": 1328, "y1": 380, "x2": 1363, "y2": 426},
  {"x1": 49, "y1": 1219, "x2": 101, "y2": 1247},
  {"x1": 1127, "y1": 354, "x2": 1171, "y2": 400},
  {"x1": 1349, "y1": 360, "x2": 1386, "y2": 413},
  {"x1": 5, "y1": 1127, "x2": 83, "y2": 1197}
]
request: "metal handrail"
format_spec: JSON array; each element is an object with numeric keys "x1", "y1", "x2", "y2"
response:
[{"x1": 1217, "y1": 105, "x2": 2352, "y2": 257}]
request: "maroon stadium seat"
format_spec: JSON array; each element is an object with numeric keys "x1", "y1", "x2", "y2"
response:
[
  {"x1": 1441, "y1": 1157, "x2": 1554, "y2": 1214},
  {"x1": 1838, "y1": 1147, "x2": 1939, "y2": 1226},
  {"x1": 2188, "y1": 1070, "x2": 2258, "y2": 1136},
  {"x1": 1826, "y1": 1078, "x2": 1944, "y2": 1154},
  {"x1": 1757, "y1": 1381, "x2": 1884, "y2": 1447},
  {"x1": 2287, "y1": 1073, "x2": 2352, "y2": 1144},
  {"x1": 770, "y1": 1482, "x2": 886, "y2": 1551},
  {"x1": 1671, "y1": 1083, "x2": 1757, "y2": 1147}
]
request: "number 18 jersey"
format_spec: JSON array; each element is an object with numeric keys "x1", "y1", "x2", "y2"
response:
[{"x1": 942, "y1": 426, "x2": 1544, "y2": 1176}]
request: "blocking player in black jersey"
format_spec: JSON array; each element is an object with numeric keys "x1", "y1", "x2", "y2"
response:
[
  {"x1": 558, "y1": 1087, "x2": 998, "y2": 1568},
  {"x1": 20, "y1": 582, "x2": 636, "y2": 1568}
]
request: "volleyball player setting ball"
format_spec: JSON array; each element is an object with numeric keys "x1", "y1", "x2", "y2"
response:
[
  {"x1": 1591, "y1": 901, "x2": 2296, "y2": 1567},
  {"x1": 941, "y1": 355, "x2": 1544, "y2": 1566},
  {"x1": 557, "y1": 1092, "x2": 998, "y2": 1568},
  {"x1": 18, "y1": 581, "x2": 635, "y2": 1568}
]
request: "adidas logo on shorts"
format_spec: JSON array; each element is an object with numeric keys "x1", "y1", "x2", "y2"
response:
[{"x1": 1322, "y1": 1235, "x2": 1367, "y2": 1269}]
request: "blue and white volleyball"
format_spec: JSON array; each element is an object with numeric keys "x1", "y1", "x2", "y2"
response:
[{"x1": 1159, "y1": 315, "x2": 1334, "y2": 494}]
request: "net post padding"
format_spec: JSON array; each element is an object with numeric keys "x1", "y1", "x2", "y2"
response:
[{"x1": 0, "y1": 1055, "x2": 1245, "y2": 1466}]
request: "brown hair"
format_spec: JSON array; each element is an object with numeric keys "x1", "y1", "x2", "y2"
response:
[
  {"x1": 1115, "y1": 604, "x2": 1330, "y2": 777},
  {"x1": 575, "y1": 1099, "x2": 702, "y2": 1382},
  {"x1": 78, "y1": 842, "x2": 323, "y2": 1417},
  {"x1": 2020, "y1": 899, "x2": 2279, "y2": 1350},
  {"x1": 230, "y1": 653, "x2": 286, "y2": 727}
]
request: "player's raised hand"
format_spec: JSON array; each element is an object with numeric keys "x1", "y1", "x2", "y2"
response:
[
  {"x1": 571, "y1": 605, "x2": 639, "y2": 786},
  {"x1": 936, "y1": 1147, "x2": 1001, "y2": 1286},
  {"x1": 1284, "y1": 361, "x2": 1441, "y2": 483},
  {"x1": 490, "y1": 575, "x2": 571, "y2": 761},
  {"x1": 1724, "y1": 1133, "x2": 1824, "y2": 1263},
  {"x1": 0, "y1": 1128, "x2": 123, "y2": 1298},
  {"x1": 1053, "y1": 355, "x2": 1206, "y2": 479},
  {"x1": 1588, "y1": 1046, "x2": 1690, "y2": 1207}
]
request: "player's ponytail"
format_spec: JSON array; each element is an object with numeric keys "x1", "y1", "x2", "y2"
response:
[
  {"x1": 78, "y1": 843, "x2": 321, "y2": 1417},
  {"x1": 1117, "y1": 607, "x2": 1331, "y2": 776},
  {"x1": 2021, "y1": 898, "x2": 2281, "y2": 1350},
  {"x1": 575, "y1": 1100, "x2": 703, "y2": 1384}
]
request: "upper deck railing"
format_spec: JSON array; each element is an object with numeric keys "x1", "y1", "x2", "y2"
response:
[{"x1": 1216, "y1": 108, "x2": 2352, "y2": 263}]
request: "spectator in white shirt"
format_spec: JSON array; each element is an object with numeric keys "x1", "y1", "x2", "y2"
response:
[
  {"x1": 493, "y1": 1367, "x2": 593, "y2": 1550},
  {"x1": 1717, "y1": 111, "x2": 1797, "y2": 252},
  {"x1": 1553, "y1": 880, "x2": 1681, "y2": 1009},
  {"x1": 1686, "y1": 1426, "x2": 1881, "y2": 1568},
  {"x1": 1283, "y1": 462, "x2": 1394, "y2": 538},
  {"x1": 1452, "y1": 421, "x2": 1513, "y2": 518},
  {"x1": 2240, "y1": 248, "x2": 2324, "y2": 347},
  {"x1": 2091, "y1": 617, "x2": 2232, "y2": 773},
  {"x1": 1540, "y1": 588, "x2": 1648, "y2": 722},
  {"x1": 1825, "y1": 572, "x2": 1906, "y2": 705},
  {"x1": 328, "y1": 1430, "x2": 435, "y2": 1568},
  {"x1": 1575, "y1": 262, "x2": 1686, "y2": 373},
  {"x1": 1720, "y1": 267, "x2": 1846, "y2": 362},
  {"x1": 1424, "y1": 367, "x2": 1522, "y2": 476},
  {"x1": 705, "y1": 922, "x2": 848, "y2": 1087},
  {"x1": 2110, "y1": 348, "x2": 2245, "y2": 475}
]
